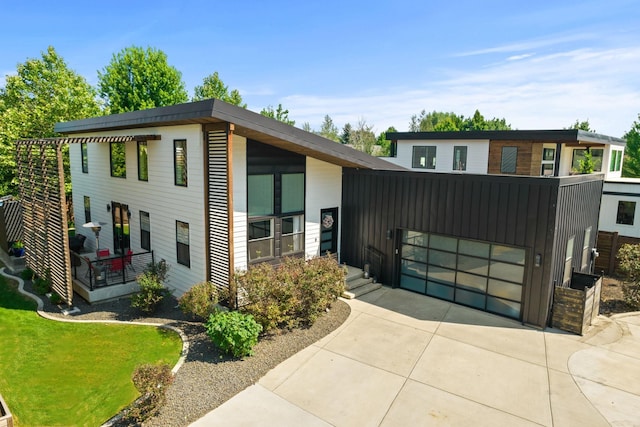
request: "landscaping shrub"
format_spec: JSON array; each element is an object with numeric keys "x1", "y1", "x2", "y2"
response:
[
  {"x1": 178, "y1": 281, "x2": 228, "y2": 320},
  {"x1": 237, "y1": 256, "x2": 346, "y2": 331},
  {"x1": 20, "y1": 267, "x2": 35, "y2": 281},
  {"x1": 205, "y1": 310, "x2": 262, "y2": 358},
  {"x1": 49, "y1": 292, "x2": 63, "y2": 305},
  {"x1": 617, "y1": 243, "x2": 640, "y2": 310},
  {"x1": 33, "y1": 276, "x2": 50, "y2": 295},
  {"x1": 145, "y1": 259, "x2": 170, "y2": 283},
  {"x1": 131, "y1": 272, "x2": 168, "y2": 314},
  {"x1": 125, "y1": 363, "x2": 174, "y2": 423}
]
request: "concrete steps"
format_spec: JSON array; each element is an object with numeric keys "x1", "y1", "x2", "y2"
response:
[{"x1": 342, "y1": 266, "x2": 382, "y2": 299}]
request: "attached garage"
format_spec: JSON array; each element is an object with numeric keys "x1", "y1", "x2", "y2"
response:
[{"x1": 341, "y1": 169, "x2": 603, "y2": 328}]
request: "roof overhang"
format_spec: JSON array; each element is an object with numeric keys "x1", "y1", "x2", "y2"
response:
[
  {"x1": 16, "y1": 134, "x2": 161, "y2": 145},
  {"x1": 54, "y1": 100, "x2": 406, "y2": 171}
]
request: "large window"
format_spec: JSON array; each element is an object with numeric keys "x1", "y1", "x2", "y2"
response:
[
  {"x1": 281, "y1": 173, "x2": 304, "y2": 213},
  {"x1": 81, "y1": 143, "x2": 88, "y2": 173},
  {"x1": 247, "y1": 175, "x2": 274, "y2": 216},
  {"x1": 610, "y1": 150, "x2": 623, "y2": 172},
  {"x1": 83, "y1": 196, "x2": 91, "y2": 223},
  {"x1": 412, "y1": 146, "x2": 436, "y2": 169},
  {"x1": 282, "y1": 215, "x2": 304, "y2": 255},
  {"x1": 248, "y1": 219, "x2": 274, "y2": 261},
  {"x1": 453, "y1": 146, "x2": 467, "y2": 171},
  {"x1": 616, "y1": 201, "x2": 636, "y2": 225},
  {"x1": 138, "y1": 141, "x2": 148, "y2": 181},
  {"x1": 110, "y1": 142, "x2": 126, "y2": 178},
  {"x1": 140, "y1": 211, "x2": 150, "y2": 251},
  {"x1": 174, "y1": 140, "x2": 187, "y2": 186},
  {"x1": 176, "y1": 221, "x2": 190, "y2": 267},
  {"x1": 501, "y1": 146, "x2": 518, "y2": 173},
  {"x1": 572, "y1": 148, "x2": 603, "y2": 173}
]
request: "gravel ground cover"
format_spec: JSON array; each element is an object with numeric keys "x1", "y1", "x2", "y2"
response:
[{"x1": 24, "y1": 277, "x2": 350, "y2": 427}]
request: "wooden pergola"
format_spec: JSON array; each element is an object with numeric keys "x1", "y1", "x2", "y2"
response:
[{"x1": 15, "y1": 135, "x2": 159, "y2": 305}]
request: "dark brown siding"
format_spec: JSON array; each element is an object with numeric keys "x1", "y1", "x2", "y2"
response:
[
  {"x1": 488, "y1": 140, "x2": 543, "y2": 176},
  {"x1": 341, "y1": 170, "x2": 603, "y2": 328}
]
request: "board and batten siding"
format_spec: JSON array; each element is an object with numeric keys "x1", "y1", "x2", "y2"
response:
[
  {"x1": 305, "y1": 158, "x2": 342, "y2": 258},
  {"x1": 385, "y1": 140, "x2": 489, "y2": 174},
  {"x1": 69, "y1": 124, "x2": 206, "y2": 295},
  {"x1": 232, "y1": 135, "x2": 248, "y2": 271}
]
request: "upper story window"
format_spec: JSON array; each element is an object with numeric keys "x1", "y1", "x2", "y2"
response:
[
  {"x1": 110, "y1": 142, "x2": 126, "y2": 178},
  {"x1": 81, "y1": 143, "x2": 88, "y2": 173},
  {"x1": 138, "y1": 141, "x2": 148, "y2": 181},
  {"x1": 617, "y1": 201, "x2": 636, "y2": 225},
  {"x1": 453, "y1": 146, "x2": 467, "y2": 171},
  {"x1": 610, "y1": 150, "x2": 623, "y2": 172},
  {"x1": 412, "y1": 146, "x2": 436, "y2": 169},
  {"x1": 571, "y1": 148, "x2": 603, "y2": 173},
  {"x1": 501, "y1": 146, "x2": 518, "y2": 174},
  {"x1": 541, "y1": 147, "x2": 555, "y2": 176},
  {"x1": 174, "y1": 139, "x2": 187, "y2": 186}
]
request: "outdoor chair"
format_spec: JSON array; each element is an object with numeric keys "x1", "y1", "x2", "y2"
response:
[
  {"x1": 108, "y1": 257, "x2": 124, "y2": 277},
  {"x1": 96, "y1": 248, "x2": 110, "y2": 258},
  {"x1": 125, "y1": 249, "x2": 135, "y2": 272}
]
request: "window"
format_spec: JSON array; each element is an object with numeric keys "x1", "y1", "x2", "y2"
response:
[
  {"x1": 572, "y1": 148, "x2": 603, "y2": 173},
  {"x1": 282, "y1": 215, "x2": 304, "y2": 255},
  {"x1": 248, "y1": 175, "x2": 274, "y2": 216},
  {"x1": 81, "y1": 143, "x2": 88, "y2": 173},
  {"x1": 281, "y1": 173, "x2": 304, "y2": 213},
  {"x1": 453, "y1": 146, "x2": 467, "y2": 171},
  {"x1": 174, "y1": 140, "x2": 187, "y2": 186},
  {"x1": 563, "y1": 236, "x2": 575, "y2": 286},
  {"x1": 176, "y1": 221, "x2": 190, "y2": 267},
  {"x1": 138, "y1": 141, "x2": 148, "y2": 181},
  {"x1": 110, "y1": 142, "x2": 126, "y2": 178},
  {"x1": 616, "y1": 201, "x2": 636, "y2": 225},
  {"x1": 501, "y1": 146, "x2": 518, "y2": 173},
  {"x1": 610, "y1": 150, "x2": 623, "y2": 172},
  {"x1": 541, "y1": 148, "x2": 555, "y2": 176},
  {"x1": 83, "y1": 196, "x2": 91, "y2": 223},
  {"x1": 581, "y1": 227, "x2": 592, "y2": 270},
  {"x1": 140, "y1": 211, "x2": 150, "y2": 251},
  {"x1": 248, "y1": 219, "x2": 274, "y2": 261},
  {"x1": 412, "y1": 146, "x2": 436, "y2": 169}
]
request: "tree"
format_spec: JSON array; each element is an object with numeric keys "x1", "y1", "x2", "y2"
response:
[
  {"x1": 192, "y1": 71, "x2": 246, "y2": 107},
  {"x1": 318, "y1": 115, "x2": 339, "y2": 142},
  {"x1": 260, "y1": 104, "x2": 295, "y2": 126},
  {"x1": 340, "y1": 123, "x2": 352, "y2": 145},
  {"x1": 0, "y1": 46, "x2": 100, "y2": 195},
  {"x1": 567, "y1": 119, "x2": 595, "y2": 132},
  {"x1": 408, "y1": 109, "x2": 511, "y2": 132},
  {"x1": 350, "y1": 119, "x2": 376, "y2": 155},
  {"x1": 623, "y1": 115, "x2": 640, "y2": 178},
  {"x1": 98, "y1": 46, "x2": 188, "y2": 113},
  {"x1": 302, "y1": 122, "x2": 313, "y2": 132},
  {"x1": 376, "y1": 126, "x2": 397, "y2": 156}
]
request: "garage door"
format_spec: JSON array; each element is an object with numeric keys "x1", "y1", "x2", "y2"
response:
[{"x1": 399, "y1": 230, "x2": 525, "y2": 319}]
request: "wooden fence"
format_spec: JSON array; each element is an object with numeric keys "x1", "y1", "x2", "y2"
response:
[{"x1": 595, "y1": 231, "x2": 640, "y2": 275}]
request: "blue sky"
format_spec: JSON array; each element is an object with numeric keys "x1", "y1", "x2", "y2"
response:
[{"x1": 1, "y1": 0, "x2": 639, "y2": 137}]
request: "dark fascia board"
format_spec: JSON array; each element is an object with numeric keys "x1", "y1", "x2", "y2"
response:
[
  {"x1": 387, "y1": 130, "x2": 626, "y2": 147},
  {"x1": 55, "y1": 99, "x2": 405, "y2": 171}
]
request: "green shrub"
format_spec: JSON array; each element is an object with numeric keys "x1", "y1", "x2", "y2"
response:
[
  {"x1": 33, "y1": 276, "x2": 50, "y2": 295},
  {"x1": 237, "y1": 256, "x2": 346, "y2": 331},
  {"x1": 205, "y1": 310, "x2": 262, "y2": 358},
  {"x1": 145, "y1": 259, "x2": 170, "y2": 283},
  {"x1": 20, "y1": 268, "x2": 35, "y2": 281},
  {"x1": 131, "y1": 272, "x2": 168, "y2": 314},
  {"x1": 178, "y1": 281, "x2": 228, "y2": 320},
  {"x1": 617, "y1": 243, "x2": 640, "y2": 310},
  {"x1": 623, "y1": 284, "x2": 640, "y2": 310},
  {"x1": 125, "y1": 363, "x2": 174, "y2": 423},
  {"x1": 49, "y1": 292, "x2": 63, "y2": 305}
]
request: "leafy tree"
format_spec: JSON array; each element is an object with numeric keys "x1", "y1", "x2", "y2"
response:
[
  {"x1": 623, "y1": 115, "x2": 640, "y2": 178},
  {"x1": 567, "y1": 119, "x2": 595, "y2": 132},
  {"x1": 350, "y1": 119, "x2": 376, "y2": 155},
  {"x1": 376, "y1": 126, "x2": 397, "y2": 156},
  {"x1": 301, "y1": 122, "x2": 313, "y2": 132},
  {"x1": 0, "y1": 46, "x2": 100, "y2": 196},
  {"x1": 192, "y1": 71, "x2": 246, "y2": 107},
  {"x1": 318, "y1": 115, "x2": 339, "y2": 142},
  {"x1": 578, "y1": 150, "x2": 595, "y2": 174},
  {"x1": 408, "y1": 109, "x2": 510, "y2": 132},
  {"x1": 260, "y1": 104, "x2": 295, "y2": 126},
  {"x1": 98, "y1": 46, "x2": 188, "y2": 113},
  {"x1": 340, "y1": 123, "x2": 352, "y2": 145}
]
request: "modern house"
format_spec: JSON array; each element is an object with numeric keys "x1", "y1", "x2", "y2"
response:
[
  {"x1": 383, "y1": 130, "x2": 625, "y2": 178},
  {"x1": 15, "y1": 101, "x2": 604, "y2": 329}
]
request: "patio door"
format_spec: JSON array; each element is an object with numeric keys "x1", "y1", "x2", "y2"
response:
[{"x1": 111, "y1": 201, "x2": 130, "y2": 254}]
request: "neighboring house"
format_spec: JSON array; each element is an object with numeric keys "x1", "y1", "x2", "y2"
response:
[
  {"x1": 383, "y1": 130, "x2": 625, "y2": 178},
  {"x1": 15, "y1": 101, "x2": 604, "y2": 329},
  {"x1": 599, "y1": 178, "x2": 640, "y2": 238}
]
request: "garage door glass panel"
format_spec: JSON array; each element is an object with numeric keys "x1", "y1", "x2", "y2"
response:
[
  {"x1": 487, "y1": 297, "x2": 521, "y2": 318},
  {"x1": 459, "y1": 240, "x2": 490, "y2": 258},
  {"x1": 400, "y1": 275, "x2": 426, "y2": 293},
  {"x1": 427, "y1": 266, "x2": 456, "y2": 286},
  {"x1": 489, "y1": 262, "x2": 524, "y2": 283},
  {"x1": 401, "y1": 259, "x2": 426, "y2": 278},
  {"x1": 491, "y1": 245, "x2": 525, "y2": 265},
  {"x1": 457, "y1": 255, "x2": 489, "y2": 276},
  {"x1": 427, "y1": 281, "x2": 454, "y2": 300},
  {"x1": 428, "y1": 249, "x2": 456, "y2": 269},
  {"x1": 430, "y1": 234, "x2": 457, "y2": 252},
  {"x1": 488, "y1": 279, "x2": 522, "y2": 301},
  {"x1": 456, "y1": 272, "x2": 487, "y2": 292},
  {"x1": 403, "y1": 230, "x2": 428, "y2": 246},
  {"x1": 455, "y1": 288, "x2": 486, "y2": 309},
  {"x1": 402, "y1": 245, "x2": 427, "y2": 262}
]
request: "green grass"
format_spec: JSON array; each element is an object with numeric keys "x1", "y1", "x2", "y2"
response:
[{"x1": 0, "y1": 275, "x2": 182, "y2": 426}]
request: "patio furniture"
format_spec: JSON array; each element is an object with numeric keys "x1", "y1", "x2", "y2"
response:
[
  {"x1": 108, "y1": 257, "x2": 124, "y2": 278},
  {"x1": 69, "y1": 234, "x2": 86, "y2": 252},
  {"x1": 96, "y1": 248, "x2": 110, "y2": 258}
]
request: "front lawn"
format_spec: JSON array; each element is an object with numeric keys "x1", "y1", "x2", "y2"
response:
[{"x1": 0, "y1": 275, "x2": 182, "y2": 426}]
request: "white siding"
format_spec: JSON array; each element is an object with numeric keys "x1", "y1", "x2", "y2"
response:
[
  {"x1": 232, "y1": 136, "x2": 248, "y2": 271},
  {"x1": 70, "y1": 124, "x2": 206, "y2": 295},
  {"x1": 390, "y1": 140, "x2": 489, "y2": 174},
  {"x1": 599, "y1": 180, "x2": 640, "y2": 238},
  {"x1": 557, "y1": 144, "x2": 625, "y2": 178},
  {"x1": 305, "y1": 158, "x2": 342, "y2": 259}
]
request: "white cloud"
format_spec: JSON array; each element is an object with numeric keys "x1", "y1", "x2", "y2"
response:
[
  {"x1": 507, "y1": 54, "x2": 534, "y2": 61},
  {"x1": 454, "y1": 33, "x2": 596, "y2": 57}
]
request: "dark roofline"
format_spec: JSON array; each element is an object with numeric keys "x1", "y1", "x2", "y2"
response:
[
  {"x1": 54, "y1": 99, "x2": 405, "y2": 171},
  {"x1": 386, "y1": 130, "x2": 626, "y2": 146}
]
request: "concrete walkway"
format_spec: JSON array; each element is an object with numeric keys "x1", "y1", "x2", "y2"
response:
[{"x1": 191, "y1": 287, "x2": 640, "y2": 426}]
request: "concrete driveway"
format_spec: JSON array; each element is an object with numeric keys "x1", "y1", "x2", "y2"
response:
[{"x1": 191, "y1": 287, "x2": 640, "y2": 426}]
